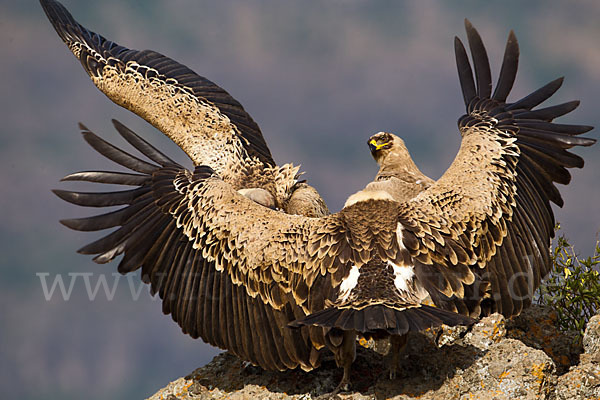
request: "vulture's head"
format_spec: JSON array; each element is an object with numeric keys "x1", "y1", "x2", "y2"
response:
[{"x1": 368, "y1": 132, "x2": 408, "y2": 165}]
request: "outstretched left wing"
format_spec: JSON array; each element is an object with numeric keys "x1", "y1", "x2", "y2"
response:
[
  {"x1": 42, "y1": 0, "x2": 332, "y2": 216},
  {"x1": 41, "y1": 0, "x2": 273, "y2": 180},
  {"x1": 54, "y1": 120, "x2": 330, "y2": 372}
]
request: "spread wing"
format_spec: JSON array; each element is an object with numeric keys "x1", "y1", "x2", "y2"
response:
[
  {"x1": 392, "y1": 20, "x2": 595, "y2": 318},
  {"x1": 40, "y1": 0, "x2": 274, "y2": 179},
  {"x1": 54, "y1": 120, "x2": 331, "y2": 371}
]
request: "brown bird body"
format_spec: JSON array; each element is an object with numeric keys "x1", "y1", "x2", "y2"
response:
[{"x1": 44, "y1": 0, "x2": 596, "y2": 394}]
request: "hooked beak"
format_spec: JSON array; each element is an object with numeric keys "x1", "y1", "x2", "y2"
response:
[{"x1": 368, "y1": 139, "x2": 380, "y2": 154}]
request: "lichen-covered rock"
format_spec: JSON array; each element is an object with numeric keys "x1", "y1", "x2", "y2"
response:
[
  {"x1": 554, "y1": 363, "x2": 600, "y2": 400},
  {"x1": 148, "y1": 311, "x2": 600, "y2": 400},
  {"x1": 147, "y1": 351, "x2": 379, "y2": 400},
  {"x1": 463, "y1": 313, "x2": 507, "y2": 349},
  {"x1": 554, "y1": 315, "x2": 600, "y2": 400},
  {"x1": 583, "y1": 314, "x2": 600, "y2": 357},
  {"x1": 506, "y1": 305, "x2": 582, "y2": 373},
  {"x1": 429, "y1": 339, "x2": 556, "y2": 400}
]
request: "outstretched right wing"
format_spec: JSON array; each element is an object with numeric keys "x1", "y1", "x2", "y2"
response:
[
  {"x1": 392, "y1": 20, "x2": 596, "y2": 318},
  {"x1": 41, "y1": 0, "x2": 274, "y2": 179}
]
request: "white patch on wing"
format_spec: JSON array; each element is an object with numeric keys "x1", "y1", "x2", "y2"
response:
[
  {"x1": 339, "y1": 265, "x2": 360, "y2": 301},
  {"x1": 393, "y1": 225, "x2": 429, "y2": 299},
  {"x1": 396, "y1": 224, "x2": 405, "y2": 251},
  {"x1": 388, "y1": 260, "x2": 414, "y2": 293}
]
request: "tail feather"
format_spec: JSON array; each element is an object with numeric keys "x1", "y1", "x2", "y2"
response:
[{"x1": 289, "y1": 304, "x2": 474, "y2": 335}]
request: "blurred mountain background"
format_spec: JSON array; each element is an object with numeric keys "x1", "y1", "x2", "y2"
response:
[{"x1": 1, "y1": 1, "x2": 598, "y2": 399}]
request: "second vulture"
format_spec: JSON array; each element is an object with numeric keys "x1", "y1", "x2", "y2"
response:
[{"x1": 43, "y1": 0, "x2": 596, "y2": 393}]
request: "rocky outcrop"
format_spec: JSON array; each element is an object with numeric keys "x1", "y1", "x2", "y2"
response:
[
  {"x1": 149, "y1": 307, "x2": 600, "y2": 400},
  {"x1": 554, "y1": 314, "x2": 600, "y2": 400}
]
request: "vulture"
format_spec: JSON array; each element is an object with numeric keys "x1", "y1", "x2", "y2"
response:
[
  {"x1": 40, "y1": 0, "x2": 328, "y2": 218},
  {"x1": 43, "y1": 0, "x2": 596, "y2": 393}
]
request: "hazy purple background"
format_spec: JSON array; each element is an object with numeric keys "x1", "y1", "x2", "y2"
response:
[{"x1": 1, "y1": 1, "x2": 598, "y2": 399}]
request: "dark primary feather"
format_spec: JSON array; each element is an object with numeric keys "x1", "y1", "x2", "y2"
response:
[
  {"x1": 454, "y1": 37, "x2": 476, "y2": 106},
  {"x1": 80, "y1": 124, "x2": 157, "y2": 174},
  {"x1": 517, "y1": 121, "x2": 593, "y2": 136},
  {"x1": 52, "y1": 187, "x2": 147, "y2": 207},
  {"x1": 464, "y1": 19, "x2": 492, "y2": 99},
  {"x1": 506, "y1": 78, "x2": 564, "y2": 111},
  {"x1": 491, "y1": 30, "x2": 518, "y2": 102},
  {"x1": 61, "y1": 171, "x2": 148, "y2": 185},
  {"x1": 111, "y1": 119, "x2": 178, "y2": 166}
]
